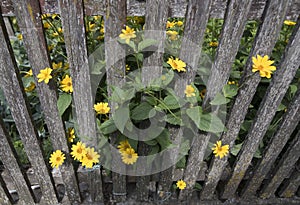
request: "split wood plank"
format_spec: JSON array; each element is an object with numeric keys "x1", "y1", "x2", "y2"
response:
[
  {"x1": 201, "y1": 0, "x2": 291, "y2": 199},
  {"x1": 222, "y1": 15, "x2": 300, "y2": 199},
  {"x1": 104, "y1": 0, "x2": 127, "y2": 202},
  {"x1": 179, "y1": 0, "x2": 253, "y2": 200},
  {"x1": 0, "y1": 6, "x2": 58, "y2": 204},
  {"x1": 0, "y1": 176, "x2": 12, "y2": 205},
  {"x1": 12, "y1": 0, "x2": 81, "y2": 203},
  {"x1": 0, "y1": 117, "x2": 35, "y2": 204},
  {"x1": 259, "y1": 129, "x2": 300, "y2": 199},
  {"x1": 242, "y1": 84, "x2": 300, "y2": 197},
  {"x1": 58, "y1": 0, "x2": 103, "y2": 202}
]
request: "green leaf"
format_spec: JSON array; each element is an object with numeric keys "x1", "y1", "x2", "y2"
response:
[
  {"x1": 222, "y1": 84, "x2": 238, "y2": 98},
  {"x1": 57, "y1": 93, "x2": 72, "y2": 116},
  {"x1": 138, "y1": 39, "x2": 158, "y2": 52},
  {"x1": 156, "y1": 129, "x2": 172, "y2": 150},
  {"x1": 186, "y1": 106, "x2": 225, "y2": 133},
  {"x1": 230, "y1": 143, "x2": 243, "y2": 156},
  {"x1": 194, "y1": 182, "x2": 202, "y2": 191},
  {"x1": 159, "y1": 94, "x2": 180, "y2": 110},
  {"x1": 144, "y1": 139, "x2": 158, "y2": 146},
  {"x1": 176, "y1": 156, "x2": 186, "y2": 168},
  {"x1": 99, "y1": 119, "x2": 117, "y2": 135},
  {"x1": 165, "y1": 112, "x2": 182, "y2": 125},
  {"x1": 113, "y1": 106, "x2": 130, "y2": 133},
  {"x1": 210, "y1": 92, "x2": 230, "y2": 105},
  {"x1": 131, "y1": 102, "x2": 154, "y2": 120},
  {"x1": 111, "y1": 87, "x2": 135, "y2": 103},
  {"x1": 91, "y1": 60, "x2": 105, "y2": 75}
]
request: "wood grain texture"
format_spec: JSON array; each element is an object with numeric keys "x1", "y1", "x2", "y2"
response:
[
  {"x1": 259, "y1": 130, "x2": 300, "y2": 199},
  {"x1": 1, "y1": 0, "x2": 299, "y2": 21},
  {"x1": 137, "y1": 0, "x2": 168, "y2": 201},
  {"x1": 201, "y1": 0, "x2": 290, "y2": 199},
  {"x1": 0, "y1": 176, "x2": 12, "y2": 205},
  {"x1": 0, "y1": 7, "x2": 58, "y2": 204},
  {"x1": 0, "y1": 117, "x2": 35, "y2": 204},
  {"x1": 58, "y1": 0, "x2": 103, "y2": 202},
  {"x1": 12, "y1": 0, "x2": 81, "y2": 203},
  {"x1": 104, "y1": 0, "x2": 127, "y2": 202},
  {"x1": 242, "y1": 85, "x2": 300, "y2": 197},
  {"x1": 222, "y1": 15, "x2": 300, "y2": 199}
]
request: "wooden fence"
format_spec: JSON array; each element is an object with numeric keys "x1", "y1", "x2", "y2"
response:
[{"x1": 0, "y1": 0, "x2": 299, "y2": 204}]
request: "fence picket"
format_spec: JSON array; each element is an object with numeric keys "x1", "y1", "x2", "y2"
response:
[
  {"x1": 0, "y1": 117, "x2": 35, "y2": 204},
  {"x1": 58, "y1": 0, "x2": 103, "y2": 202},
  {"x1": 222, "y1": 16, "x2": 300, "y2": 199},
  {"x1": 259, "y1": 130, "x2": 300, "y2": 199},
  {"x1": 278, "y1": 166, "x2": 300, "y2": 198},
  {"x1": 11, "y1": 0, "x2": 81, "y2": 203},
  {"x1": 104, "y1": 0, "x2": 127, "y2": 202},
  {"x1": 0, "y1": 176, "x2": 11, "y2": 205},
  {"x1": 136, "y1": 0, "x2": 168, "y2": 201},
  {"x1": 242, "y1": 84, "x2": 300, "y2": 197},
  {"x1": 179, "y1": 0, "x2": 253, "y2": 200},
  {"x1": 0, "y1": 8, "x2": 58, "y2": 204},
  {"x1": 201, "y1": 0, "x2": 291, "y2": 199}
]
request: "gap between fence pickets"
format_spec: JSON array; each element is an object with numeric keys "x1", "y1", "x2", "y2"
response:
[
  {"x1": 241, "y1": 81, "x2": 300, "y2": 198},
  {"x1": 222, "y1": 15, "x2": 300, "y2": 199},
  {"x1": 1, "y1": 0, "x2": 299, "y2": 21},
  {"x1": 200, "y1": 0, "x2": 291, "y2": 200}
]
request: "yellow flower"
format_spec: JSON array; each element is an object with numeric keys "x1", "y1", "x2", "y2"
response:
[
  {"x1": 49, "y1": 150, "x2": 65, "y2": 168},
  {"x1": 71, "y1": 141, "x2": 87, "y2": 161},
  {"x1": 119, "y1": 26, "x2": 136, "y2": 44},
  {"x1": 86, "y1": 22, "x2": 95, "y2": 32},
  {"x1": 60, "y1": 75, "x2": 73, "y2": 93},
  {"x1": 17, "y1": 34, "x2": 23, "y2": 41},
  {"x1": 52, "y1": 62, "x2": 62, "y2": 69},
  {"x1": 121, "y1": 148, "x2": 138, "y2": 165},
  {"x1": 37, "y1": 67, "x2": 52, "y2": 84},
  {"x1": 25, "y1": 82, "x2": 36, "y2": 92},
  {"x1": 57, "y1": 28, "x2": 63, "y2": 33},
  {"x1": 209, "y1": 41, "x2": 218, "y2": 47},
  {"x1": 212, "y1": 140, "x2": 229, "y2": 159},
  {"x1": 48, "y1": 44, "x2": 54, "y2": 51},
  {"x1": 43, "y1": 22, "x2": 50, "y2": 29},
  {"x1": 166, "y1": 21, "x2": 176, "y2": 29},
  {"x1": 200, "y1": 89, "x2": 206, "y2": 99},
  {"x1": 284, "y1": 20, "x2": 296, "y2": 26},
  {"x1": 166, "y1": 30, "x2": 178, "y2": 40},
  {"x1": 126, "y1": 64, "x2": 130, "y2": 71},
  {"x1": 167, "y1": 57, "x2": 186, "y2": 72},
  {"x1": 94, "y1": 102, "x2": 110, "y2": 115},
  {"x1": 118, "y1": 140, "x2": 132, "y2": 153},
  {"x1": 252, "y1": 55, "x2": 276, "y2": 78},
  {"x1": 93, "y1": 15, "x2": 101, "y2": 21},
  {"x1": 81, "y1": 147, "x2": 100, "y2": 168},
  {"x1": 24, "y1": 69, "x2": 33, "y2": 77},
  {"x1": 64, "y1": 63, "x2": 69, "y2": 70},
  {"x1": 177, "y1": 21, "x2": 184, "y2": 26},
  {"x1": 185, "y1": 85, "x2": 196, "y2": 97},
  {"x1": 67, "y1": 128, "x2": 75, "y2": 143},
  {"x1": 176, "y1": 179, "x2": 186, "y2": 190},
  {"x1": 52, "y1": 32, "x2": 59, "y2": 37},
  {"x1": 41, "y1": 14, "x2": 51, "y2": 20}
]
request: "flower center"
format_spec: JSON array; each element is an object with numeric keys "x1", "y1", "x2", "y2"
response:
[
  {"x1": 87, "y1": 154, "x2": 93, "y2": 160},
  {"x1": 56, "y1": 157, "x2": 61, "y2": 161},
  {"x1": 258, "y1": 65, "x2": 264, "y2": 71}
]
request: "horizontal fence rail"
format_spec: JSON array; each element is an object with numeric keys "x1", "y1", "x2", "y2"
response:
[{"x1": 0, "y1": 0, "x2": 299, "y2": 204}]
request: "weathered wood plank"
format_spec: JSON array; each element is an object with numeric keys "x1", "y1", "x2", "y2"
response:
[
  {"x1": 0, "y1": 7, "x2": 58, "y2": 204},
  {"x1": 1, "y1": 0, "x2": 299, "y2": 21},
  {"x1": 201, "y1": 0, "x2": 291, "y2": 200},
  {"x1": 0, "y1": 176, "x2": 12, "y2": 205},
  {"x1": 104, "y1": 0, "x2": 127, "y2": 202},
  {"x1": 58, "y1": 0, "x2": 103, "y2": 202},
  {"x1": 164, "y1": 0, "x2": 212, "y2": 200},
  {"x1": 0, "y1": 117, "x2": 35, "y2": 204},
  {"x1": 242, "y1": 85, "x2": 300, "y2": 197},
  {"x1": 259, "y1": 129, "x2": 300, "y2": 199},
  {"x1": 12, "y1": 0, "x2": 81, "y2": 203},
  {"x1": 136, "y1": 0, "x2": 168, "y2": 201},
  {"x1": 180, "y1": 0, "x2": 253, "y2": 200},
  {"x1": 222, "y1": 15, "x2": 300, "y2": 199},
  {"x1": 278, "y1": 165, "x2": 300, "y2": 198}
]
